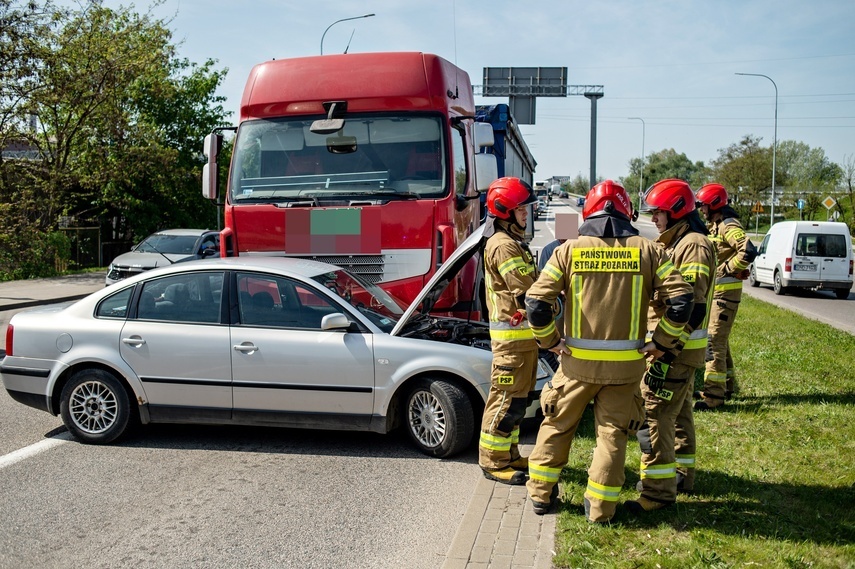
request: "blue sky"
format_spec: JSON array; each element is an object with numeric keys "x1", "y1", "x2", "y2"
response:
[{"x1": 107, "y1": 0, "x2": 855, "y2": 183}]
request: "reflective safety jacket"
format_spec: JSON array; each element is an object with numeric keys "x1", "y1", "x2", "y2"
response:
[
  {"x1": 484, "y1": 219, "x2": 539, "y2": 353},
  {"x1": 708, "y1": 215, "x2": 751, "y2": 300},
  {"x1": 648, "y1": 220, "x2": 716, "y2": 369},
  {"x1": 526, "y1": 231, "x2": 693, "y2": 384}
]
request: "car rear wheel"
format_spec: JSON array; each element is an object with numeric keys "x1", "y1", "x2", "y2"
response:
[
  {"x1": 404, "y1": 378, "x2": 474, "y2": 458},
  {"x1": 60, "y1": 369, "x2": 132, "y2": 444},
  {"x1": 748, "y1": 265, "x2": 760, "y2": 287},
  {"x1": 773, "y1": 271, "x2": 787, "y2": 296}
]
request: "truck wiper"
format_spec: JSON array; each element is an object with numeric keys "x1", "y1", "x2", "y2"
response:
[{"x1": 359, "y1": 189, "x2": 419, "y2": 199}]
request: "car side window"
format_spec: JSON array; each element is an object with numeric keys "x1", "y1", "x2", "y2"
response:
[
  {"x1": 138, "y1": 272, "x2": 224, "y2": 323},
  {"x1": 96, "y1": 286, "x2": 134, "y2": 319},
  {"x1": 237, "y1": 272, "x2": 341, "y2": 329}
]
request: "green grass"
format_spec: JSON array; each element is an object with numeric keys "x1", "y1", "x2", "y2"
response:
[{"x1": 550, "y1": 295, "x2": 855, "y2": 568}]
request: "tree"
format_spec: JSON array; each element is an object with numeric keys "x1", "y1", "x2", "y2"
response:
[
  {"x1": 709, "y1": 135, "x2": 774, "y2": 221},
  {"x1": 622, "y1": 148, "x2": 705, "y2": 207}
]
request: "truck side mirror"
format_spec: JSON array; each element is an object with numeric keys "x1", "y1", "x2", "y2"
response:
[
  {"x1": 473, "y1": 122, "x2": 494, "y2": 149},
  {"x1": 474, "y1": 153, "x2": 498, "y2": 193},
  {"x1": 202, "y1": 133, "x2": 222, "y2": 200}
]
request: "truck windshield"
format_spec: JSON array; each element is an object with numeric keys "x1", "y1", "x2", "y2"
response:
[{"x1": 230, "y1": 115, "x2": 447, "y2": 203}]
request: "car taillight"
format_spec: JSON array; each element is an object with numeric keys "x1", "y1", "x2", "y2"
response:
[
  {"x1": 5, "y1": 324, "x2": 12, "y2": 357},
  {"x1": 850, "y1": 259, "x2": 853, "y2": 276},
  {"x1": 785, "y1": 257, "x2": 792, "y2": 272}
]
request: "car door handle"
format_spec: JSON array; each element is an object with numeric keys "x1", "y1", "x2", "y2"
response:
[
  {"x1": 121, "y1": 336, "x2": 146, "y2": 347},
  {"x1": 233, "y1": 343, "x2": 258, "y2": 354}
]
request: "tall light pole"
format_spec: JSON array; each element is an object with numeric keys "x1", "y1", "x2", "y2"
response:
[
  {"x1": 736, "y1": 72, "x2": 777, "y2": 226},
  {"x1": 321, "y1": 13, "x2": 375, "y2": 55},
  {"x1": 628, "y1": 117, "x2": 645, "y2": 196}
]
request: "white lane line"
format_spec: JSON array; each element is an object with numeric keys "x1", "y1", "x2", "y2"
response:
[{"x1": 0, "y1": 432, "x2": 72, "y2": 470}]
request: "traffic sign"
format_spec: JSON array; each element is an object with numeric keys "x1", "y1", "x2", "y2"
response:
[
  {"x1": 797, "y1": 199, "x2": 805, "y2": 210},
  {"x1": 752, "y1": 201, "x2": 764, "y2": 214},
  {"x1": 823, "y1": 196, "x2": 837, "y2": 210}
]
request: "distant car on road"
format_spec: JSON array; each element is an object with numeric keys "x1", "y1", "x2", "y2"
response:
[
  {"x1": 576, "y1": 197, "x2": 585, "y2": 207},
  {"x1": 2, "y1": 225, "x2": 552, "y2": 458},
  {"x1": 105, "y1": 229, "x2": 220, "y2": 286}
]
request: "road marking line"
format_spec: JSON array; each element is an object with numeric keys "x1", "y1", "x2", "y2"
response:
[{"x1": 0, "y1": 432, "x2": 72, "y2": 470}]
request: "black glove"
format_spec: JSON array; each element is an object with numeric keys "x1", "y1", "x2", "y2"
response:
[{"x1": 644, "y1": 359, "x2": 669, "y2": 393}]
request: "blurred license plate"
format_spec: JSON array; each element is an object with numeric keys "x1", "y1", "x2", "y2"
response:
[{"x1": 794, "y1": 264, "x2": 816, "y2": 271}]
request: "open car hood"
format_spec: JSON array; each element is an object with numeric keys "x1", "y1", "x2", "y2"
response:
[{"x1": 391, "y1": 224, "x2": 486, "y2": 336}]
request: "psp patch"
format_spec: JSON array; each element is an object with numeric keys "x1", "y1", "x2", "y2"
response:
[{"x1": 497, "y1": 375, "x2": 514, "y2": 385}]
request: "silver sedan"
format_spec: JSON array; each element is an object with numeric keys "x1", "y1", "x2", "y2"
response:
[{"x1": 2, "y1": 234, "x2": 551, "y2": 458}]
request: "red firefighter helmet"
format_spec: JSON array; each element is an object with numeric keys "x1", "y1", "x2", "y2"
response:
[
  {"x1": 696, "y1": 183, "x2": 729, "y2": 210},
  {"x1": 582, "y1": 179, "x2": 633, "y2": 220},
  {"x1": 486, "y1": 177, "x2": 537, "y2": 219},
  {"x1": 640, "y1": 179, "x2": 696, "y2": 219}
]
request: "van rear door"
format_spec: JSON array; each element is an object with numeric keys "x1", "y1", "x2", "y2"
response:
[
  {"x1": 791, "y1": 231, "x2": 821, "y2": 283},
  {"x1": 817, "y1": 226, "x2": 851, "y2": 283}
]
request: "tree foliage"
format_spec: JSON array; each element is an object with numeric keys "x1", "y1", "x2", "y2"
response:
[{"x1": 0, "y1": 0, "x2": 229, "y2": 278}]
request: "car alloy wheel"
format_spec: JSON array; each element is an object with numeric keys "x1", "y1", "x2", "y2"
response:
[
  {"x1": 404, "y1": 378, "x2": 473, "y2": 458},
  {"x1": 60, "y1": 369, "x2": 132, "y2": 444}
]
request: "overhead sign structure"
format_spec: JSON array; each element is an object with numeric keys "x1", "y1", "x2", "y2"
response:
[
  {"x1": 482, "y1": 67, "x2": 568, "y2": 124},
  {"x1": 823, "y1": 196, "x2": 837, "y2": 210}
]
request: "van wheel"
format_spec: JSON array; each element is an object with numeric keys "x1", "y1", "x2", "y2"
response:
[
  {"x1": 748, "y1": 265, "x2": 760, "y2": 287},
  {"x1": 835, "y1": 288, "x2": 850, "y2": 299},
  {"x1": 773, "y1": 271, "x2": 787, "y2": 296}
]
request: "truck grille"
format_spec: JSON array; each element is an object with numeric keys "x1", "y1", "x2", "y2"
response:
[{"x1": 295, "y1": 255, "x2": 385, "y2": 284}]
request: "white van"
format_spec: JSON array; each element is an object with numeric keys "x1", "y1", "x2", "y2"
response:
[{"x1": 749, "y1": 221, "x2": 853, "y2": 299}]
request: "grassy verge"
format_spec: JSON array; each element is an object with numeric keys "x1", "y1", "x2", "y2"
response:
[{"x1": 550, "y1": 295, "x2": 855, "y2": 568}]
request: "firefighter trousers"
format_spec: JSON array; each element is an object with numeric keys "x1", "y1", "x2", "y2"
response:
[
  {"x1": 527, "y1": 375, "x2": 643, "y2": 523},
  {"x1": 479, "y1": 348, "x2": 538, "y2": 470},
  {"x1": 637, "y1": 362, "x2": 696, "y2": 503},
  {"x1": 704, "y1": 295, "x2": 740, "y2": 402}
]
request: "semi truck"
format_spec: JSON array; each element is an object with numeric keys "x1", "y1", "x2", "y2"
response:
[{"x1": 202, "y1": 52, "x2": 498, "y2": 313}]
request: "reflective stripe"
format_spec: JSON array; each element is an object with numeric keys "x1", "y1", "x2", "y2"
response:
[
  {"x1": 529, "y1": 463, "x2": 562, "y2": 483},
  {"x1": 571, "y1": 274, "x2": 583, "y2": 338},
  {"x1": 683, "y1": 328, "x2": 708, "y2": 349},
  {"x1": 510, "y1": 427, "x2": 520, "y2": 444},
  {"x1": 629, "y1": 275, "x2": 642, "y2": 340},
  {"x1": 490, "y1": 328, "x2": 535, "y2": 341},
  {"x1": 676, "y1": 454, "x2": 696, "y2": 467},
  {"x1": 731, "y1": 257, "x2": 749, "y2": 270},
  {"x1": 498, "y1": 256, "x2": 527, "y2": 276},
  {"x1": 657, "y1": 317, "x2": 684, "y2": 338},
  {"x1": 490, "y1": 321, "x2": 531, "y2": 330},
  {"x1": 724, "y1": 227, "x2": 745, "y2": 241},
  {"x1": 715, "y1": 281, "x2": 742, "y2": 292},
  {"x1": 543, "y1": 263, "x2": 563, "y2": 281},
  {"x1": 479, "y1": 431, "x2": 512, "y2": 451},
  {"x1": 586, "y1": 479, "x2": 621, "y2": 502},
  {"x1": 566, "y1": 346, "x2": 645, "y2": 362},
  {"x1": 532, "y1": 321, "x2": 556, "y2": 339},
  {"x1": 681, "y1": 262, "x2": 710, "y2": 278},
  {"x1": 640, "y1": 462, "x2": 677, "y2": 479},
  {"x1": 704, "y1": 371, "x2": 727, "y2": 383},
  {"x1": 656, "y1": 259, "x2": 676, "y2": 280},
  {"x1": 566, "y1": 338, "x2": 645, "y2": 350}
]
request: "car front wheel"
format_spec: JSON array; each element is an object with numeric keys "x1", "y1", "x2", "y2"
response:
[
  {"x1": 60, "y1": 369, "x2": 133, "y2": 444},
  {"x1": 404, "y1": 378, "x2": 474, "y2": 458},
  {"x1": 749, "y1": 265, "x2": 760, "y2": 287}
]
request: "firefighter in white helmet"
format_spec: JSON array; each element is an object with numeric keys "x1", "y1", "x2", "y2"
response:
[
  {"x1": 524, "y1": 180, "x2": 694, "y2": 522},
  {"x1": 478, "y1": 177, "x2": 541, "y2": 485},
  {"x1": 625, "y1": 179, "x2": 715, "y2": 514}
]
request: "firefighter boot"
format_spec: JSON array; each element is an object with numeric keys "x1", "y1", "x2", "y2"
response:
[
  {"x1": 624, "y1": 496, "x2": 673, "y2": 515},
  {"x1": 508, "y1": 456, "x2": 529, "y2": 471},
  {"x1": 676, "y1": 471, "x2": 694, "y2": 495},
  {"x1": 531, "y1": 483, "x2": 559, "y2": 515},
  {"x1": 482, "y1": 467, "x2": 527, "y2": 485},
  {"x1": 725, "y1": 378, "x2": 739, "y2": 400},
  {"x1": 694, "y1": 393, "x2": 725, "y2": 411}
]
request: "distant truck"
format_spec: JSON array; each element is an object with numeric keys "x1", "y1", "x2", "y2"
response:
[
  {"x1": 202, "y1": 52, "x2": 499, "y2": 314},
  {"x1": 475, "y1": 104, "x2": 537, "y2": 226}
]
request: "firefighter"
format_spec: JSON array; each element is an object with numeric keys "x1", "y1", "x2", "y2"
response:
[
  {"x1": 625, "y1": 179, "x2": 715, "y2": 514},
  {"x1": 479, "y1": 177, "x2": 541, "y2": 485},
  {"x1": 694, "y1": 183, "x2": 757, "y2": 411},
  {"x1": 524, "y1": 180, "x2": 694, "y2": 522}
]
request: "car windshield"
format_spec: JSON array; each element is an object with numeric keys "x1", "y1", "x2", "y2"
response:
[
  {"x1": 135, "y1": 234, "x2": 199, "y2": 255},
  {"x1": 310, "y1": 268, "x2": 405, "y2": 333},
  {"x1": 229, "y1": 114, "x2": 447, "y2": 203}
]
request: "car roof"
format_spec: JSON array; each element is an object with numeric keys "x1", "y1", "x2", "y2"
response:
[
  {"x1": 148, "y1": 229, "x2": 216, "y2": 237},
  {"x1": 114, "y1": 255, "x2": 336, "y2": 285}
]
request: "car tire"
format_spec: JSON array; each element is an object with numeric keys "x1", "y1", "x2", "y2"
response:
[
  {"x1": 748, "y1": 265, "x2": 760, "y2": 287},
  {"x1": 773, "y1": 271, "x2": 787, "y2": 296},
  {"x1": 403, "y1": 378, "x2": 474, "y2": 458},
  {"x1": 834, "y1": 288, "x2": 850, "y2": 300},
  {"x1": 60, "y1": 369, "x2": 133, "y2": 444}
]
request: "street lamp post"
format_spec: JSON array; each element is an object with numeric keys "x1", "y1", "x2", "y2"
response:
[
  {"x1": 628, "y1": 117, "x2": 645, "y2": 196},
  {"x1": 320, "y1": 13, "x2": 375, "y2": 55},
  {"x1": 736, "y1": 72, "x2": 777, "y2": 226}
]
